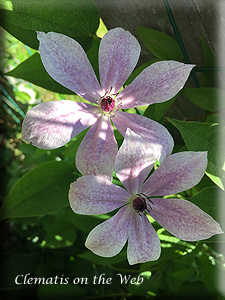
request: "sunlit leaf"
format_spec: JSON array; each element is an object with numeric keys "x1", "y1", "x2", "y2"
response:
[
  {"x1": 168, "y1": 118, "x2": 225, "y2": 189},
  {"x1": 189, "y1": 186, "x2": 223, "y2": 219},
  {"x1": 6, "y1": 53, "x2": 73, "y2": 94}
]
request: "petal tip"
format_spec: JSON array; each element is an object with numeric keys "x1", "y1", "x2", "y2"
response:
[{"x1": 37, "y1": 31, "x2": 46, "y2": 41}]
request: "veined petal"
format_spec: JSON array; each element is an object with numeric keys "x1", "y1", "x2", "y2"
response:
[
  {"x1": 120, "y1": 61, "x2": 195, "y2": 109},
  {"x1": 22, "y1": 100, "x2": 98, "y2": 149},
  {"x1": 85, "y1": 206, "x2": 131, "y2": 258},
  {"x1": 127, "y1": 212, "x2": 161, "y2": 265},
  {"x1": 99, "y1": 28, "x2": 140, "y2": 94},
  {"x1": 142, "y1": 152, "x2": 207, "y2": 197},
  {"x1": 115, "y1": 129, "x2": 155, "y2": 195},
  {"x1": 112, "y1": 111, "x2": 174, "y2": 162},
  {"x1": 69, "y1": 175, "x2": 130, "y2": 215},
  {"x1": 76, "y1": 114, "x2": 118, "y2": 179},
  {"x1": 149, "y1": 198, "x2": 223, "y2": 241},
  {"x1": 37, "y1": 32, "x2": 101, "y2": 103}
]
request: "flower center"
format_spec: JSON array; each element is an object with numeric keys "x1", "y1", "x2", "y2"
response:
[
  {"x1": 132, "y1": 193, "x2": 154, "y2": 216},
  {"x1": 98, "y1": 87, "x2": 122, "y2": 117},
  {"x1": 100, "y1": 96, "x2": 115, "y2": 113}
]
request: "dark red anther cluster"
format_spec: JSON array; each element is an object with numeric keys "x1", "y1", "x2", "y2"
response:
[
  {"x1": 100, "y1": 96, "x2": 115, "y2": 112},
  {"x1": 132, "y1": 196, "x2": 147, "y2": 213}
]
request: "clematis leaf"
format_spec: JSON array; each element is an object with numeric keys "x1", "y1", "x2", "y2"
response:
[
  {"x1": 200, "y1": 37, "x2": 218, "y2": 87},
  {"x1": 0, "y1": 0, "x2": 99, "y2": 50},
  {"x1": 0, "y1": 161, "x2": 77, "y2": 220},
  {"x1": 144, "y1": 96, "x2": 176, "y2": 122},
  {"x1": 168, "y1": 118, "x2": 225, "y2": 189},
  {"x1": 138, "y1": 27, "x2": 183, "y2": 60},
  {"x1": 6, "y1": 53, "x2": 73, "y2": 94},
  {"x1": 6, "y1": 36, "x2": 100, "y2": 94},
  {"x1": 189, "y1": 186, "x2": 223, "y2": 219},
  {"x1": 182, "y1": 87, "x2": 221, "y2": 112}
]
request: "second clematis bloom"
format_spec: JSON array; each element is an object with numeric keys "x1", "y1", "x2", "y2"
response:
[
  {"x1": 22, "y1": 28, "x2": 194, "y2": 178},
  {"x1": 69, "y1": 129, "x2": 223, "y2": 265}
]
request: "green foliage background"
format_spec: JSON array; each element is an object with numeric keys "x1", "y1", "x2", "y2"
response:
[{"x1": 0, "y1": 0, "x2": 225, "y2": 299}]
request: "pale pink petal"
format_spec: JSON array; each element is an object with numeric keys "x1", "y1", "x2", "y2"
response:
[
  {"x1": 142, "y1": 152, "x2": 207, "y2": 197},
  {"x1": 115, "y1": 129, "x2": 156, "y2": 195},
  {"x1": 22, "y1": 100, "x2": 98, "y2": 149},
  {"x1": 119, "y1": 61, "x2": 195, "y2": 109},
  {"x1": 85, "y1": 206, "x2": 131, "y2": 258},
  {"x1": 99, "y1": 28, "x2": 140, "y2": 94},
  {"x1": 112, "y1": 111, "x2": 173, "y2": 162},
  {"x1": 76, "y1": 114, "x2": 118, "y2": 179},
  {"x1": 127, "y1": 212, "x2": 161, "y2": 265},
  {"x1": 149, "y1": 198, "x2": 223, "y2": 241},
  {"x1": 69, "y1": 175, "x2": 130, "y2": 215},
  {"x1": 37, "y1": 32, "x2": 101, "y2": 103}
]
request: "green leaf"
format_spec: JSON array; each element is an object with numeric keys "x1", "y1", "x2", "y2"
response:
[
  {"x1": 57, "y1": 206, "x2": 110, "y2": 233},
  {"x1": 138, "y1": 27, "x2": 183, "y2": 60},
  {"x1": 86, "y1": 36, "x2": 100, "y2": 80},
  {"x1": 182, "y1": 87, "x2": 221, "y2": 112},
  {"x1": 6, "y1": 34, "x2": 100, "y2": 94},
  {"x1": 144, "y1": 96, "x2": 176, "y2": 121},
  {"x1": 189, "y1": 186, "x2": 223, "y2": 219},
  {"x1": 0, "y1": 161, "x2": 77, "y2": 220},
  {"x1": 6, "y1": 53, "x2": 74, "y2": 94},
  {"x1": 63, "y1": 129, "x2": 89, "y2": 158},
  {"x1": 200, "y1": 37, "x2": 218, "y2": 87},
  {"x1": 0, "y1": 0, "x2": 99, "y2": 50},
  {"x1": 168, "y1": 119, "x2": 225, "y2": 189}
]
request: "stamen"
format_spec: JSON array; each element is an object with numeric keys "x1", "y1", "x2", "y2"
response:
[
  {"x1": 98, "y1": 87, "x2": 123, "y2": 117},
  {"x1": 133, "y1": 193, "x2": 154, "y2": 216}
]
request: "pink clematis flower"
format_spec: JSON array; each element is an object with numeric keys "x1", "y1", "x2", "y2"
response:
[
  {"x1": 69, "y1": 129, "x2": 223, "y2": 265},
  {"x1": 22, "y1": 28, "x2": 194, "y2": 178}
]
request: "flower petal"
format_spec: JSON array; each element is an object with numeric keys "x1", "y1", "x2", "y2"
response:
[
  {"x1": 112, "y1": 111, "x2": 174, "y2": 162},
  {"x1": 22, "y1": 100, "x2": 98, "y2": 149},
  {"x1": 127, "y1": 212, "x2": 161, "y2": 265},
  {"x1": 76, "y1": 114, "x2": 118, "y2": 179},
  {"x1": 99, "y1": 28, "x2": 140, "y2": 94},
  {"x1": 119, "y1": 61, "x2": 195, "y2": 109},
  {"x1": 37, "y1": 32, "x2": 101, "y2": 103},
  {"x1": 85, "y1": 206, "x2": 131, "y2": 258},
  {"x1": 115, "y1": 129, "x2": 155, "y2": 195},
  {"x1": 69, "y1": 175, "x2": 130, "y2": 215},
  {"x1": 149, "y1": 198, "x2": 223, "y2": 241},
  {"x1": 142, "y1": 151, "x2": 207, "y2": 197}
]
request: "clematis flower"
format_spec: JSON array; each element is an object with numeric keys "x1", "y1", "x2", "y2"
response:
[
  {"x1": 22, "y1": 28, "x2": 194, "y2": 178},
  {"x1": 69, "y1": 129, "x2": 223, "y2": 265}
]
